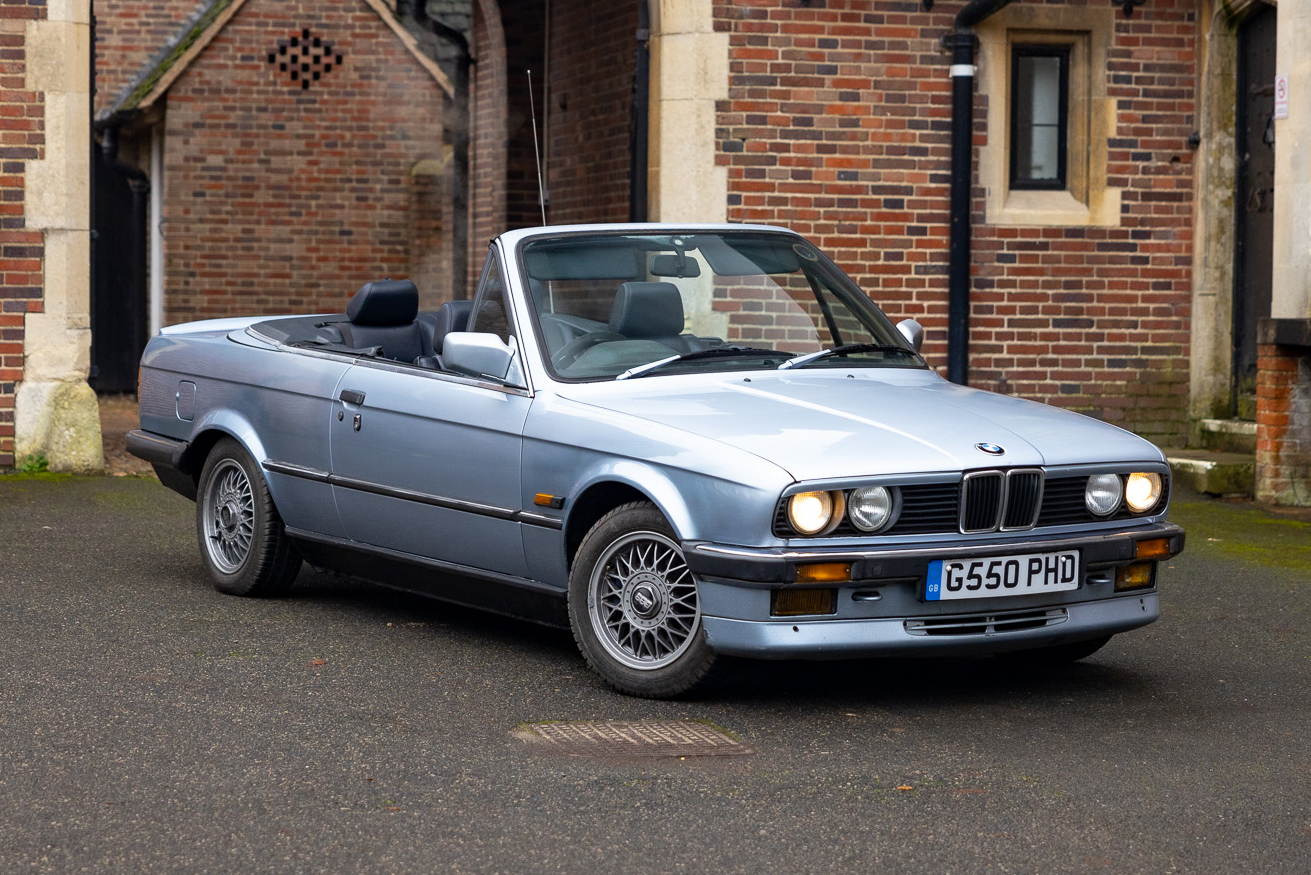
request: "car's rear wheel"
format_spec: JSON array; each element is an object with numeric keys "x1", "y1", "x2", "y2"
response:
[
  {"x1": 196, "y1": 438, "x2": 301, "y2": 596},
  {"x1": 568, "y1": 502, "x2": 716, "y2": 698}
]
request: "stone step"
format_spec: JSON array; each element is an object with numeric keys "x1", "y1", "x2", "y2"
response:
[
  {"x1": 1164, "y1": 448, "x2": 1255, "y2": 498},
  {"x1": 1197, "y1": 418, "x2": 1257, "y2": 455}
]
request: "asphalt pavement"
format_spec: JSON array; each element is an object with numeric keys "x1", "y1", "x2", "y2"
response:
[{"x1": 1, "y1": 474, "x2": 1308, "y2": 874}]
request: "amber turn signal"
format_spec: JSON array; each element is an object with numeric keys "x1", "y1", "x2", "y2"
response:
[
  {"x1": 771, "y1": 588, "x2": 837, "y2": 616},
  {"x1": 1135, "y1": 538, "x2": 1171, "y2": 560},
  {"x1": 795, "y1": 562, "x2": 852, "y2": 583}
]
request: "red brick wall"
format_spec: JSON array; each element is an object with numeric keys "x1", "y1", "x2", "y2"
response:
[
  {"x1": 160, "y1": 0, "x2": 448, "y2": 321},
  {"x1": 470, "y1": 0, "x2": 634, "y2": 253},
  {"x1": 543, "y1": 0, "x2": 635, "y2": 224},
  {"x1": 500, "y1": 0, "x2": 545, "y2": 229},
  {"x1": 471, "y1": 0, "x2": 507, "y2": 293},
  {"x1": 93, "y1": 0, "x2": 208, "y2": 116},
  {"x1": 0, "y1": 0, "x2": 47, "y2": 470},
  {"x1": 715, "y1": 0, "x2": 1195, "y2": 445},
  {"x1": 1256, "y1": 345, "x2": 1311, "y2": 506}
]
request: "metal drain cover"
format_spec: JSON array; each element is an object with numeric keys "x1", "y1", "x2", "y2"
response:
[{"x1": 515, "y1": 720, "x2": 752, "y2": 758}]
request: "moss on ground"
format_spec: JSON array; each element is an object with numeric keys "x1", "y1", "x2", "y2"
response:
[
  {"x1": 1, "y1": 471, "x2": 76, "y2": 484},
  {"x1": 1169, "y1": 498, "x2": 1311, "y2": 576}
]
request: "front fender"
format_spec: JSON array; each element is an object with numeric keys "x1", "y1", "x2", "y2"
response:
[{"x1": 524, "y1": 391, "x2": 794, "y2": 549}]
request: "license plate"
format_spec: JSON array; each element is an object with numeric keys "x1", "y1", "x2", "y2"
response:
[{"x1": 925, "y1": 550, "x2": 1080, "y2": 601}]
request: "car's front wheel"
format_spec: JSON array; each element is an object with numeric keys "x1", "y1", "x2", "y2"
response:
[
  {"x1": 196, "y1": 437, "x2": 301, "y2": 596},
  {"x1": 568, "y1": 502, "x2": 716, "y2": 698}
]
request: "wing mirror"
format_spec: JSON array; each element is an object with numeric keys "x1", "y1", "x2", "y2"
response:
[
  {"x1": 442, "y1": 333, "x2": 525, "y2": 388},
  {"x1": 896, "y1": 318, "x2": 924, "y2": 353}
]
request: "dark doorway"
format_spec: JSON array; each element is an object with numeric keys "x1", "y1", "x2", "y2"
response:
[
  {"x1": 1232, "y1": 3, "x2": 1276, "y2": 419},
  {"x1": 90, "y1": 135, "x2": 150, "y2": 394}
]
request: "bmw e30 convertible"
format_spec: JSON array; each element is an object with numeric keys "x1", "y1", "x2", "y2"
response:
[{"x1": 129, "y1": 223, "x2": 1185, "y2": 697}]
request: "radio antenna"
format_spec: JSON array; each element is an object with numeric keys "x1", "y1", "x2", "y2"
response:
[{"x1": 527, "y1": 68, "x2": 547, "y2": 226}]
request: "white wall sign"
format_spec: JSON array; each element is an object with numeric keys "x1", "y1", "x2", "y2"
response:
[{"x1": 1274, "y1": 74, "x2": 1289, "y2": 120}]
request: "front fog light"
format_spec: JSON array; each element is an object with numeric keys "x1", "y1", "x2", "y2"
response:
[
  {"x1": 848, "y1": 486, "x2": 897, "y2": 532},
  {"x1": 1125, "y1": 472, "x2": 1163, "y2": 513},
  {"x1": 1085, "y1": 473, "x2": 1123, "y2": 516},
  {"x1": 1115, "y1": 562, "x2": 1155, "y2": 591},
  {"x1": 787, "y1": 491, "x2": 842, "y2": 536},
  {"x1": 772, "y1": 588, "x2": 837, "y2": 616}
]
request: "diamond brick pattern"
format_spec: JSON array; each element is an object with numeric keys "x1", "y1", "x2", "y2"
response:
[{"x1": 267, "y1": 28, "x2": 343, "y2": 91}]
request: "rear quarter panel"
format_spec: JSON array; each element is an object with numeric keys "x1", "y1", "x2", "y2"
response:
[{"x1": 138, "y1": 328, "x2": 352, "y2": 537}]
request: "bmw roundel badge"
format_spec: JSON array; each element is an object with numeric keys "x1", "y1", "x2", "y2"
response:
[{"x1": 975, "y1": 442, "x2": 1005, "y2": 456}]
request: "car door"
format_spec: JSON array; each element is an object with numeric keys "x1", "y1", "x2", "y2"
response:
[{"x1": 328, "y1": 254, "x2": 532, "y2": 578}]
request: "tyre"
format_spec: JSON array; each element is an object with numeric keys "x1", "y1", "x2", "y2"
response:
[
  {"x1": 196, "y1": 437, "x2": 302, "y2": 596},
  {"x1": 568, "y1": 501, "x2": 716, "y2": 698},
  {"x1": 997, "y1": 634, "x2": 1112, "y2": 665}
]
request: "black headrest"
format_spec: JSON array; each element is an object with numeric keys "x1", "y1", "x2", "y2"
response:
[
  {"x1": 609, "y1": 282, "x2": 685, "y2": 338},
  {"x1": 347, "y1": 279, "x2": 418, "y2": 326},
  {"x1": 432, "y1": 299, "x2": 474, "y2": 352}
]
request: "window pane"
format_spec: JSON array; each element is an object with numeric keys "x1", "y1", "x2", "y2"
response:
[
  {"x1": 1024, "y1": 56, "x2": 1062, "y2": 125},
  {"x1": 469, "y1": 254, "x2": 512, "y2": 342},
  {"x1": 1011, "y1": 48, "x2": 1068, "y2": 188}
]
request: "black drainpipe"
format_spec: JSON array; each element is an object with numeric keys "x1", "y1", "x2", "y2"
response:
[
  {"x1": 628, "y1": 0, "x2": 650, "y2": 223},
  {"x1": 942, "y1": 0, "x2": 1012, "y2": 385}
]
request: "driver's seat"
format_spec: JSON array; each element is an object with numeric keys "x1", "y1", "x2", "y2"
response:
[{"x1": 608, "y1": 282, "x2": 701, "y2": 354}]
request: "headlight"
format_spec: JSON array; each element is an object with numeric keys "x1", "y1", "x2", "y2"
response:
[
  {"x1": 1085, "y1": 473, "x2": 1123, "y2": 516},
  {"x1": 1125, "y1": 472, "x2": 1163, "y2": 513},
  {"x1": 787, "y1": 490, "x2": 843, "y2": 536},
  {"x1": 847, "y1": 486, "x2": 897, "y2": 532}
]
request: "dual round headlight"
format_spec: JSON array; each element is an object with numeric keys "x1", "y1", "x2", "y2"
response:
[
  {"x1": 786, "y1": 486, "x2": 898, "y2": 535},
  {"x1": 786, "y1": 491, "x2": 842, "y2": 536},
  {"x1": 1085, "y1": 472, "x2": 1163, "y2": 516},
  {"x1": 1125, "y1": 472, "x2": 1164, "y2": 513}
]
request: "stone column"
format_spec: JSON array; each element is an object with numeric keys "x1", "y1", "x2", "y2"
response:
[
  {"x1": 15, "y1": 0, "x2": 101, "y2": 473},
  {"x1": 647, "y1": 0, "x2": 728, "y2": 222},
  {"x1": 1255, "y1": 1, "x2": 1311, "y2": 505},
  {"x1": 1271, "y1": 0, "x2": 1311, "y2": 321}
]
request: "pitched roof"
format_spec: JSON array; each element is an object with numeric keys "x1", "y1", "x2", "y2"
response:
[{"x1": 97, "y1": 0, "x2": 453, "y2": 125}]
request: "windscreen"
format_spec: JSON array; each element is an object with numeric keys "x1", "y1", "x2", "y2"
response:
[{"x1": 520, "y1": 231, "x2": 920, "y2": 380}]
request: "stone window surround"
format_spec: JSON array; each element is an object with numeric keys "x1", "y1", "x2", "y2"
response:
[{"x1": 977, "y1": 5, "x2": 1119, "y2": 228}]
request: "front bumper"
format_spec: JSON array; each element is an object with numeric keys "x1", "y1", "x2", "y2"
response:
[
  {"x1": 702, "y1": 592, "x2": 1158, "y2": 658},
  {"x1": 683, "y1": 521, "x2": 1183, "y2": 659}
]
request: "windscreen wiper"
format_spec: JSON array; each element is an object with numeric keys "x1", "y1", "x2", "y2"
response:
[
  {"x1": 615, "y1": 346, "x2": 789, "y2": 380},
  {"x1": 777, "y1": 343, "x2": 918, "y2": 370}
]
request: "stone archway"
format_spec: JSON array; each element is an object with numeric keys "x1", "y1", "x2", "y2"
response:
[
  {"x1": 1189, "y1": 0, "x2": 1277, "y2": 434},
  {"x1": 469, "y1": 0, "x2": 729, "y2": 248},
  {"x1": 14, "y1": 4, "x2": 102, "y2": 472}
]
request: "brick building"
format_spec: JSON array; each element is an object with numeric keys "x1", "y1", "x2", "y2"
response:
[
  {"x1": 464, "y1": 0, "x2": 1304, "y2": 503},
  {"x1": 89, "y1": 0, "x2": 452, "y2": 388},
  {"x1": 472, "y1": 0, "x2": 1196, "y2": 447},
  {"x1": 7, "y1": 0, "x2": 1309, "y2": 504}
]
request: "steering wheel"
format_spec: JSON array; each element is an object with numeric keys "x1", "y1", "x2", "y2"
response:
[{"x1": 551, "y1": 331, "x2": 625, "y2": 370}]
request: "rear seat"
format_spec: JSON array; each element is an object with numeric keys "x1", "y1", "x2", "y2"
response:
[{"x1": 336, "y1": 279, "x2": 428, "y2": 362}]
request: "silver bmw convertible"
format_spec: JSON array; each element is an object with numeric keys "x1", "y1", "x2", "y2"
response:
[{"x1": 129, "y1": 224, "x2": 1185, "y2": 697}]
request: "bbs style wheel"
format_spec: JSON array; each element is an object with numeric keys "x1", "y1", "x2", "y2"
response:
[
  {"x1": 568, "y1": 501, "x2": 716, "y2": 698},
  {"x1": 196, "y1": 438, "x2": 301, "y2": 596}
]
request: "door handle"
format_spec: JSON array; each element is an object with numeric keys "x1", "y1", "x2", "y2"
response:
[{"x1": 339, "y1": 389, "x2": 366, "y2": 405}]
